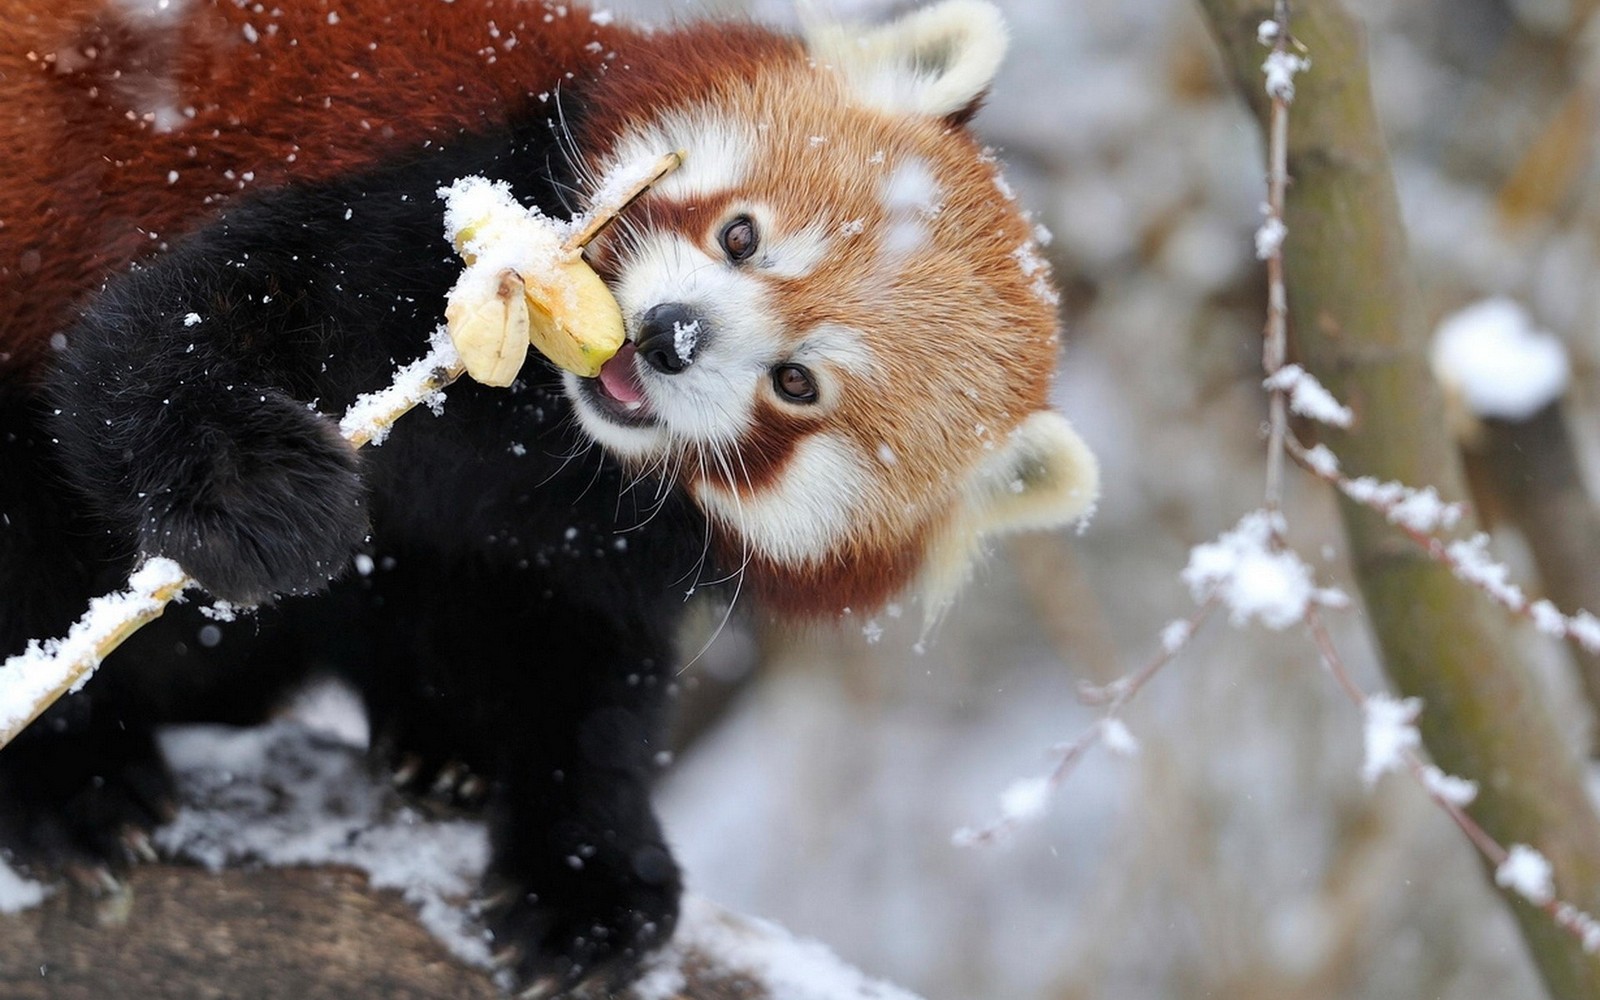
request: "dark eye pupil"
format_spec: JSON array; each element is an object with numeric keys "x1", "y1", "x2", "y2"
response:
[
  {"x1": 721, "y1": 216, "x2": 757, "y2": 262},
  {"x1": 773, "y1": 364, "x2": 817, "y2": 403}
]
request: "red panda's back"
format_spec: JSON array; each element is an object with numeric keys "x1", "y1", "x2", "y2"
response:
[{"x1": 0, "y1": 0, "x2": 626, "y2": 373}]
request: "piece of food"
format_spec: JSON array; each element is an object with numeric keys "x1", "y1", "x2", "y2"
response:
[
  {"x1": 441, "y1": 177, "x2": 625, "y2": 383},
  {"x1": 443, "y1": 269, "x2": 532, "y2": 387}
]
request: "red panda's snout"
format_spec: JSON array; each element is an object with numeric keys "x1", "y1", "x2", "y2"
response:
[{"x1": 564, "y1": 0, "x2": 1101, "y2": 621}]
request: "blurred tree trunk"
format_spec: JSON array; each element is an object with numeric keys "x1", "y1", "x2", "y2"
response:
[{"x1": 1194, "y1": 1, "x2": 1600, "y2": 996}]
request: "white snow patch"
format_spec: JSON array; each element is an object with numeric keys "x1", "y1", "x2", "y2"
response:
[
  {"x1": 1159, "y1": 618, "x2": 1192, "y2": 653},
  {"x1": 0, "y1": 857, "x2": 49, "y2": 914},
  {"x1": 1445, "y1": 533, "x2": 1524, "y2": 610},
  {"x1": 1100, "y1": 718, "x2": 1140, "y2": 757},
  {"x1": 1254, "y1": 215, "x2": 1287, "y2": 259},
  {"x1": 997, "y1": 775, "x2": 1053, "y2": 823},
  {"x1": 154, "y1": 723, "x2": 493, "y2": 968},
  {"x1": 1360, "y1": 694, "x2": 1422, "y2": 786},
  {"x1": 1431, "y1": 297, "x2": 1570, "y2": 420},
  {"x1": 673, "y1": 319, "x2": 701, "y2": 364},
  {"x1": 1262, "y1": 50, "x2": 1310, "y2": 101},
  {"x1": 1341, "y1": 476, "x2": 1464, "y2": 534},
  {"x1": 1419, "y1": 764, "x2": 1478, "y2": 807},
  {"x1": 1302, "y1": 443, "x2": 1340, "y2": 477},
  {"x1": 1574, "y1": 612, "x2": 1600, "y2": 654},
  {"x1": 634, "y1": 897, "x2": 925, "y2": 1000},
  {"x1": 1495, "y1": 844, "x2": 1555, "y2": 906}
]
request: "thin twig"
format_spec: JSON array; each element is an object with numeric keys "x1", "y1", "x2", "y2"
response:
[
  {"x1": 1261, "y1": 0, "x2": 1295, "y2": 514},
  {"x1": 1304, "y1": 607, "x2": 1600, "y2": 951},
  {"x1": 955, "y1": 596, "x2": 1220, "y2": 847}
]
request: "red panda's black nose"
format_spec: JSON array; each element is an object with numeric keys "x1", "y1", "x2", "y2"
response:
[{"x1": 635, "y1": 303, "x2": 705, "y2": 375}]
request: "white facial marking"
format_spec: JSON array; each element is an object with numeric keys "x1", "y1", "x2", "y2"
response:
[
  {"x1": 695, "y1": 433, "x2": 872, "y2": 565},
  {"x1": 601, "y1": 109, "x2": 756, "y2": 201},
  {"x1": 792, "y1": 323, "x2": 881, "y2": 382},
  {"x1": 760, "y1": 221, "x2": 832, "y2": 280},
  {"x1": 880, "y1": 158, "x2": 943, "y2": 260},
  {"x1": 884, "y1": 158, "x2": 945, "y2": 216}
]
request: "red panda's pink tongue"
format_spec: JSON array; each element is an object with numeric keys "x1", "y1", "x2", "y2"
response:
[{"x1": 597, "y1": 343, "x2": 647, "y2": 408}]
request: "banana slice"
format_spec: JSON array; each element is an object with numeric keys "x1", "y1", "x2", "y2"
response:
[
  {"x1": 522, "y1": 256, "x2": 625, "y2": 378},
  {"x1": 444, "y1": 270, "x2": 532, "y2": 388}
]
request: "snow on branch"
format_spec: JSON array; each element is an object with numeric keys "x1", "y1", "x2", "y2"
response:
[
  {"x1": 1180, "y1": 510, "x2": 1347, "y2": 628},
  {"x1": 1288, "y1": 435, "x2": 1600, "y2": 656}
]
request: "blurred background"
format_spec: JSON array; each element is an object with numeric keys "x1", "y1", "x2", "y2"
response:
[{"x1": 614, "y1": 0, "x2": 1600, "y2": 997}]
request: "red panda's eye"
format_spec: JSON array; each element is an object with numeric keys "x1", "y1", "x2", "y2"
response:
[
  {"x1": 772, "y1": 364, "x2": 817, "y2": 404},
  {"x1": 720, "y1": 216, "x2": 758, "y2": 263}
]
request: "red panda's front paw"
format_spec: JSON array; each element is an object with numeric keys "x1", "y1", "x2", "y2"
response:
[
  {"x1": 484, "y1": 846, "x2": 681, "y2": 997},
  {"x1": 132, "y1": 392, "x2": 370, "y2": 605}
]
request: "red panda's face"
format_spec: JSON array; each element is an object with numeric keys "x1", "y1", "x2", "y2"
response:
[{"x1": 565, "y1": 1, "x2": 1098, "y2": 618}]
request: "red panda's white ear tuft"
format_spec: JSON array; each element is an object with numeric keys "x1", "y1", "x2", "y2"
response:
[
  {"x1": 921, "y1": 409, "x2": 1099, "y2": 622},
  {"x1": 805, "y1": 0, "x2": 1010, "y2": 120}
]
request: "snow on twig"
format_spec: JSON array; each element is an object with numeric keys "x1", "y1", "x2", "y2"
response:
[
  {"x1": 0, "y1": 559, "x2": 191, "y2": 747},
  {"x1": 1262, "y1": 363, "x2": 1354, "y2": 428},
  {"x1": 1258, "y1": 0, "x2": 1298, "y2": 512},
  {"x1": 1304, "y1": 608, "x2": 1600, "y2": 952},
  {"x1": 1181, "y1": 510, "x2": 1347, "y2": 629}
]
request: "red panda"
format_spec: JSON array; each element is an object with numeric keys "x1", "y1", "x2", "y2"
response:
[{"x1": 0, "y1": 0, "x2": 1096, "y2": 993}]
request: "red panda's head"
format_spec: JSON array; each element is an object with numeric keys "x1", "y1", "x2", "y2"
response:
[{"x1": 566, "y1": 1, "x2": 1098, "y2": 620}]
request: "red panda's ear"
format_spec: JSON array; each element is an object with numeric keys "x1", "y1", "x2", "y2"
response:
[
  {"x1": 921, "y1": 409, "x2": 1099, "y2": 620},
  {"x1": 805, "y1": 0, "x2": 1009, "y2": 122}
]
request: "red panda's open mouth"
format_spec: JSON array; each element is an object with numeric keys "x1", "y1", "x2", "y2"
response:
[{"x1": 585, "y1": 342, "x2": 658, "y2": 426}]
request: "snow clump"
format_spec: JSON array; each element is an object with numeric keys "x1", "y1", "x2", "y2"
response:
[{"x1": 1431, "y1": 297, "x2": 1570, "y2": 421}]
